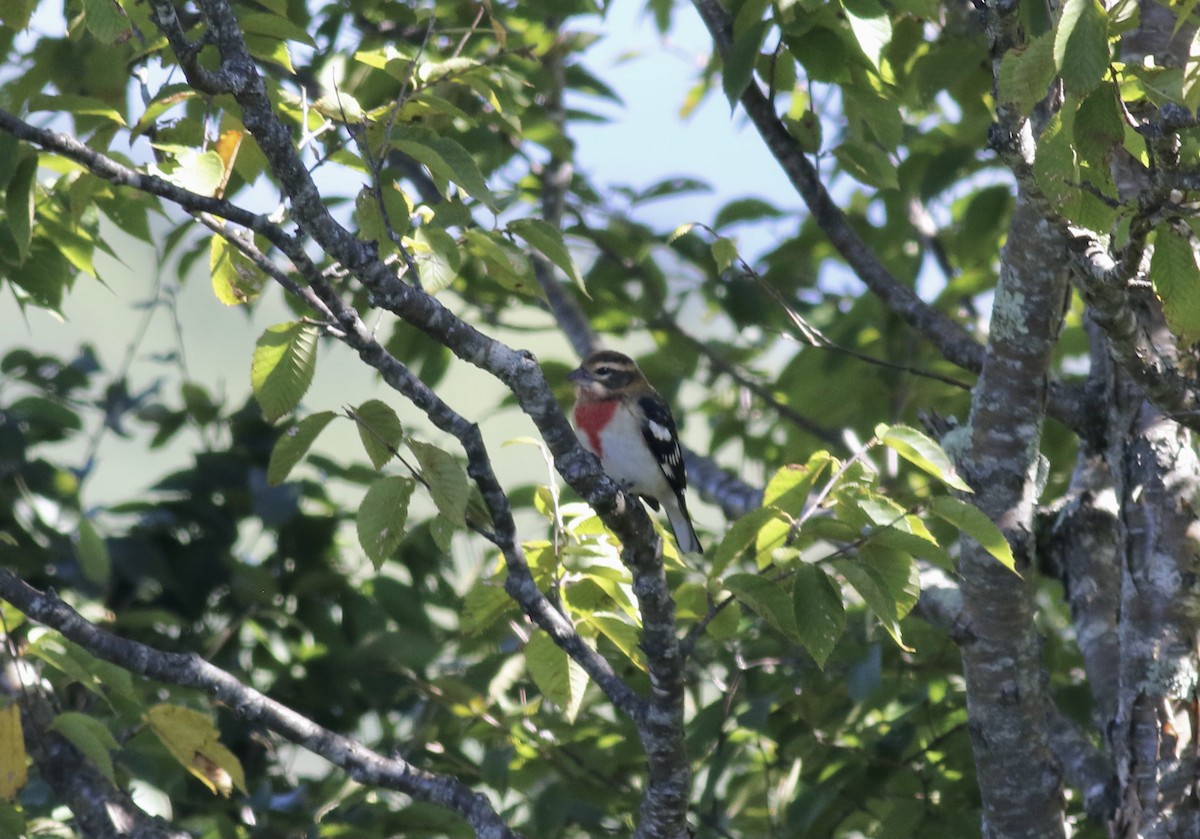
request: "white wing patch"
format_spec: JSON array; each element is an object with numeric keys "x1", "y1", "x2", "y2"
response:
[{"x1": 648, "y1": 420, "x2": 673, "y2": 443}]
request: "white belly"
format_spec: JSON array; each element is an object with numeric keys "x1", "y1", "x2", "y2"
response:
[{"x1": 577, "y1": 401, "x2": 673, "y2": 501}]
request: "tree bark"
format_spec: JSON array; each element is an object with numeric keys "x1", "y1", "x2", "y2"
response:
[{"x1": 956, "y1": 194, "x2": 1069, "y2": 838}]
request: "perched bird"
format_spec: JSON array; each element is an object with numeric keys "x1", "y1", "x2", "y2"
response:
[{"x1": 567, "y1": 350, "x2": 702, "y2": 555}]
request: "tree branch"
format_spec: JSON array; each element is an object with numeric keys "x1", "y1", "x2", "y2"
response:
[
  {"x1": 687, "y1": 0, "x2": 1090, "y2": 435},
  {"x1": 148, "y1": 3, "x2": 689, "y2": 832},
  {"x1": 954, "y1": 194, "x2": 1069, "y2": 838},
  {"x1": 0, "y1": 570, "x2": 524, "y2": 839}
]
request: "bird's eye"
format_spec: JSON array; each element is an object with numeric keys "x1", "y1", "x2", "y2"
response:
[{"x1": 595, "y1": 366, "x2": 611, "y2": 376}]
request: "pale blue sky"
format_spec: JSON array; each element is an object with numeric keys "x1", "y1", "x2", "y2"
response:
[{"x1": 572, "y1": 0, "x2": 801, "y2": 260}]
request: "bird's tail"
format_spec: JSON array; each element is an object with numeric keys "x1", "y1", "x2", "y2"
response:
[{"x1": 663, "y1": 495, "x2": 702, "y2": 555}]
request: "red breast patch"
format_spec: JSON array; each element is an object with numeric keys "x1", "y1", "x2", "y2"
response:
[{"x1": 574, "y1": 400, "x2": 618, "y2": 458}]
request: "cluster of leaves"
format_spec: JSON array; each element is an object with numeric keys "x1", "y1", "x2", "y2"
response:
[{"x1": 0, "y1": 0, "x2": 1137, "y2": 833}]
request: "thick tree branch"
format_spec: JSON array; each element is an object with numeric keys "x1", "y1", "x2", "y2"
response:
[
  {"x1": 1109, "y1": 401, "x2": 1200, "y2": 835},
  {"x1": 0, "y1": 570, "x2": 523, "y2": 839},
  {"x1": 991, "y1": 100, "x2": 1200, "y2": 434},
  {"x1": 955, "y1": 195, "x2": 1069, "y2": 838}
]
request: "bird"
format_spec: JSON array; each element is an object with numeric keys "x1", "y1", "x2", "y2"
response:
[{"x1": 567, "y1": 350, "x2": 702, "y2": 555}]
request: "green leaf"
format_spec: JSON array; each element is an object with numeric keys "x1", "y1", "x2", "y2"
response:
[
  {"x1": 354, "y1": 183, "x2": 412, "y2": 252},
  {"x1": 393, "y1": 131, "x2": 496, "y2": 211},
  {"x1": 462, "y1": 579, "x2": 514, "y2": 635},
  {"x1": 76, "y1": 518, "x2": 111, "y2": 586},
  {"x1": 357, "y1": 476, "x2": 414, "y2": 568},
  {"x1": 867, "y1": 525, "x2": 951, "y2": 569},
  {"x1": 1186, "y1": 28, "x2": 1200, "y2": 110},
  {"x1": 724, "y1": 573, "x2": 800, "y2": 641},
  {"x1": 928, "y1": 496, "x2": 1017, "y2": 573},
  {"x1": 525, "y1": 630, "x2": 589, "y2": 723},
  {"x1": 1073, "y1": 85, "x2": 1125, "y2": 172},
  {"x1": 710, "y1": 236, "x2": 740, "y2": 272},
  {"x1": 586, "y1": 614, "x2": 646, "y2": 671},
  {"x1": 713, "y1": 197, "x2": 784, "y2": 230},
  {"x1": 131, "y1": 86, "x2": 197, "y2": 138},
  {"x1": 509, "y1": 218, "x2": 586, "y2": 294},
  {"x1": 1151, "y1": 224, "x2": 1200, "y2": 344},
  {"x1": 842, "y1": 0, "x2": 893, "y2": 74},
  {"x1": 1054, "y1": 0, "x2": 1109, "y2": 96},
  {"x1": 783, "y1": 110, "x2": 823, "y2": 154},
  {"x1": 877, "y1": 423, "x2": 972, "y2": 492},
  {"x1": 997, "y1": 33, "x2": 1056, "y2": 114},
  {"x1": 251, "y1": 322, "x2": 319, "y2": 423},
  {"x1": 353, "y1": 400, "x2": 404, "y2": 469},
  {"x1": 50, "y1": 712, "x2": 118, "y2": 783},
  {"x1": 412, "y1": 225, "x2": 460, "y2": 293},
  {"x1": 793, "y1": 563, "x2": 846, "y2": 669},
  {"x1": 81, "y1": 0, "x2": 130, "y2": 43},
  {"x1": 237, "y1": 11, "x2": 316, "y2": 46},
  {"x1": 155, "y1": 147, "x2": 225, "y2": 196},
  {"x1": 408, "y1": 440, "x2": 469, "y2": 527},
  {"x1": 860, "y1": 543, "x2": 920, "y2": 618},
  {"x1": 833, "y1": 141, "x2": 899, "y2": 190},
  {"x1": 29, "y1": 94, "x2": 126, "y2": 126},
  {"x1": 0, "y1": 703, "x2": 26, "y2": 802},
  {"x1": 711, "y1": 507, "x2": 789, "y2": 576},
  {"x1": 757, "y1": 453, "x2": 834, "y2": 559},
  {"x1": 724, "y1": 19, "x2": 771, "y2": 107},
  {"x1": 0, "y1": 0, "x2": 36, "y2": 30},
  {"x1": 463, "y1": 229, "x2": 539, "y2": 297},
  {"x1": 833, "y1": 557, "x2": 909, "y2": 649},
  {"x1": 6, "y1": 151, "x2": 37, "y2": 263},
  {"x1": 764, "y1": 453, "x2": 834, "y2": 513},
  {"x1": 267, "y1": 410, "x2": 337, "y2": 485}
]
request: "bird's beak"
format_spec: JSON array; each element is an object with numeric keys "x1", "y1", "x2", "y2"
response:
[{"x1": 567, "y1": 367, "x2": 590, "y2": 384}]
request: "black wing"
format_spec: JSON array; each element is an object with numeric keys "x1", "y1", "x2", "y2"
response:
[{"x1": 637, "y1": 394, "x2": 688, "y2": 501}]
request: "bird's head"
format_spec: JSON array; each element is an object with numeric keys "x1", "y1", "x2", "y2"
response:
[{"x1": 567, "y1": 350, "x2": 644, "y2": 401}]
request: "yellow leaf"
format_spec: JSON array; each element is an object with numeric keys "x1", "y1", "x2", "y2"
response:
[
  {"x1": 212, "y1": 129, "x2": 243, "y2": 198},
  {"x1": 0, "y1": 703, "x2": 28, "y2": 801},
  {"x1": 146, "y1": 704, "x2": 247, "y2": 797}
]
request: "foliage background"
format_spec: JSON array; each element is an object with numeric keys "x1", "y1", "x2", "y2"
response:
[{"x1": 3, "y1": 0, "x2": 1198, "y2": 837}]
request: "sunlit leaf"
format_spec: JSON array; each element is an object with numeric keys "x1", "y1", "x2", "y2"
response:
[
  {"x1": 0, "y1": 704, "x2": 26, "y2": 801},
  {"x1": 210, "y1": 235, "x2": 265, "y2": 306},
  {"x1": 251, "y1": 322, "x2": 319, "y2": 423},
  {"x1": 929, "y1": 496, "x2": 1018, "y2": 573},
  {"x1": 146, "y1": 704, "x2": 247, "y2": 797},
  {"x1": 711, "y1": 507, "x2": 789, "y2": 576},
  {"x1": 525, "y1": 630, "x2": 589, "y2": 723},
  {"x1": 877, "y1": 423, "x2": 972, "y2": 492}
]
